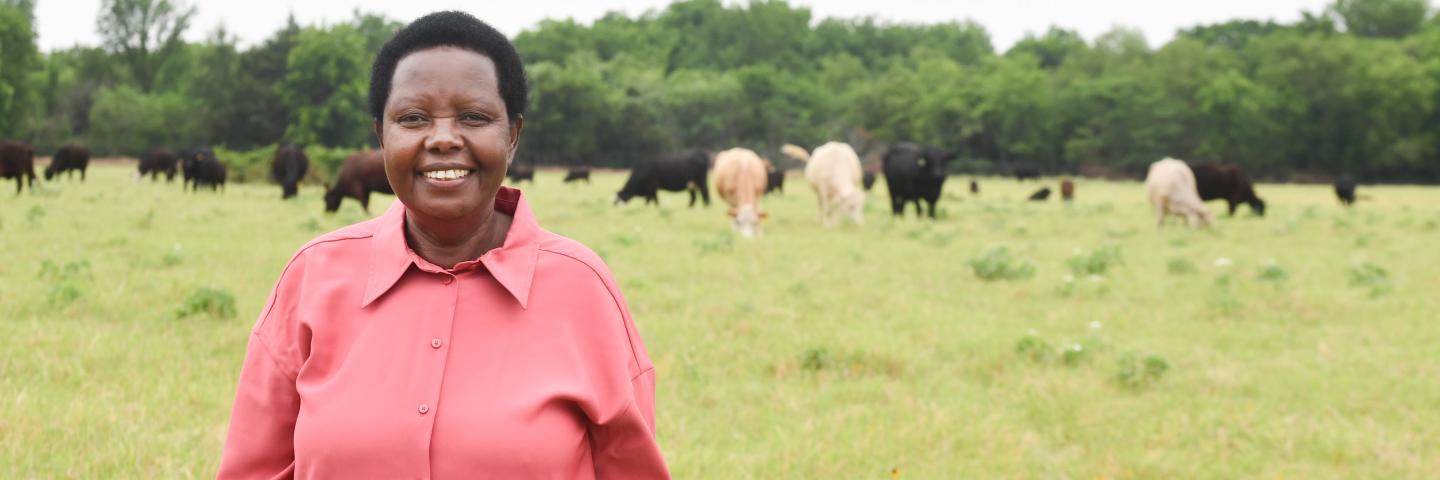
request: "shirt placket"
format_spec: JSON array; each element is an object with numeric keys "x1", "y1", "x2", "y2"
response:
[{"x1": 416, "y1": 270, "x2": 461, "y2": 478}]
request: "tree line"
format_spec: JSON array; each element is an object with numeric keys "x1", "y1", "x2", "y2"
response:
[{"x1": 1, "y1": 0, "x2": 1437, "y2": 182}]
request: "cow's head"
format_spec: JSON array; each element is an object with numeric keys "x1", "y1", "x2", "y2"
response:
[
  {"x1": 921, "y1": 147, "x2": 953, "y2": 177},
  {"x1": 728, "y1": 205, "x2": 766, "y2": 238},
  {"x1": 324, "y1": 184, "x2": 343, "y2": 213}
]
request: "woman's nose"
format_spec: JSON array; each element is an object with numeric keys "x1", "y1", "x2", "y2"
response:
[{"x1": 425, "y1": 118, "x2": 462, "y2": 151}]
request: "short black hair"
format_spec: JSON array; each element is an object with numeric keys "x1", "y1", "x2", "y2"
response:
[{"x1": 369, "y1": 11, "x2": 527, "y2": 122}]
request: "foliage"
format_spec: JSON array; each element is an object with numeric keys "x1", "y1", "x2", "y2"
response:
[
  {"x1": 175, "y1": 286, "x2": 236, "y2": 319},
  {"x1": 5, "y1": 0, "x2": 1440, "y2": 183},
  {"x1": 967, "y1": 244, "x2": 1036, "y2": 281},
  {"x1": 1066, "y1": 244, "x2": 1123, "y2": 276}
]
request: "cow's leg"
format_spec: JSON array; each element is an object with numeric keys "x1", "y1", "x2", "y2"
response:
[
  {"x1": 1155, "y1": 206, "x2": 1167, "y2": 229},
  {"x1": 912, "y1": 199, "x2": 923, "y2": 218},
  {"x1": 926, "y1": 198, "x2": 938, "y2": 219},
  {"x1": 688, "y1": 188, "x2": 697, "y2": 207},
  {"x1": 360, "y1": 190, "x2": 372, "y2": 213},
  {"x1": 1227, "y1": 200, "x2": 1238, "y2": 217},
  {"x1": 13, "y1": 177, "x2": 20, "y2": 194},
  {"x1": 699, "y1": 183, "x2": 710, "y2": 207},
  {"x1": 890, "y1": 196, "x2": 903, "y2": 216}
]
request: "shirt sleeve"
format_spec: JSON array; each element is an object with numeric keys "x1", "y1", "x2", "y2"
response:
[
  {"x1": 217, "y1": 257, "x2": 306, "y2": 480},
  {"x1": 584, "y1": 267, "x2": 670, "y2": 480},
  {"x1": 589, "y1": 367, "x2": 669, "y2": 479},
  {"x1": 216, "y1": 334, "x2": 300, "y2": 480}
]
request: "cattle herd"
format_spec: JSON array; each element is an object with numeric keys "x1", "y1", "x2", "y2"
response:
[{"x1": 2, "y1": 138, "x2": 1368, "y2": 237}]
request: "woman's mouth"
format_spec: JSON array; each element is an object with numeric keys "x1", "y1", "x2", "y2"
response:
[{"x1": 420, "y1": 169, "x2": 473, "y2": 187}]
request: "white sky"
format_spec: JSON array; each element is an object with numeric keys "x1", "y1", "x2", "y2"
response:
[{"x1": 35, "y1": 0, "x2": 1334, "y2": 53}]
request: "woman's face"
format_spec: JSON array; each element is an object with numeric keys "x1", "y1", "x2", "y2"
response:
[{"x1": 378, "y1": 47, "x2": 521, "y2": 223}]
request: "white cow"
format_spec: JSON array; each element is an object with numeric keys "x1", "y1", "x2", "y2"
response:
[
  {"x1": 713, "y1": 148, "x2": 769, "y2": 237},
  {"x1": 791, "y1": 142, "x2": 865, "y2": 226},
  {"x1": 1145, "y1": 157, "x2": 1214, "y2": 228}
]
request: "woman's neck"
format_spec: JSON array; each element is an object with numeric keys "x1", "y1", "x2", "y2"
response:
[{"x1": 404, "y1": 207, "x2": 513, "y2": 269}]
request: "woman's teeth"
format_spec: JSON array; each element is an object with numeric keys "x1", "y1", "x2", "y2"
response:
[{"x1": 423, "y1": 169, "x2": 470, "y2": 180}]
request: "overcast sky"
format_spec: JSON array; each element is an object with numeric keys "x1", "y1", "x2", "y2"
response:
[{"x1": 35, "y1": 0, "x2": 1334, "y2": 53}]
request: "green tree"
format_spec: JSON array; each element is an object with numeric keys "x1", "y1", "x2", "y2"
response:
[
  {"x1": 280, "y1": 25, "x2": 371, "y2": 148},
  {"x1": 0, "y1": 3, "x2": 38, "y2": 137},
  {"x1": 1007, "y1": 27, "x2": 1086, "y2": 69},
  {"x1": 1332, "y1": 0, "x2": 1429, "y2": 38},
  {"x1": 96, "y1": 0, "x2": 195, "y2": 92}
]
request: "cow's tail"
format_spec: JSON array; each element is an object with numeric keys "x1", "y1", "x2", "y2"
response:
[{"x1": 781, "y1": 144, "x2": 809, "y2": 162}]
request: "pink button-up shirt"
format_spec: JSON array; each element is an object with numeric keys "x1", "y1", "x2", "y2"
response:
[{"x1": 218, "y1": 187, "x2": 669, "y2": 479}]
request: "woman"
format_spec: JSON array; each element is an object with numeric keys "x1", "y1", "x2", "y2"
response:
[{"x1": 218, "y1": 12, "x2": 670, "y2": 479}]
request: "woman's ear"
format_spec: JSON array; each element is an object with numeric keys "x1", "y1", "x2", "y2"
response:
[{"x1": 508, "y1": 115, "x2": 524, "y2": 151}]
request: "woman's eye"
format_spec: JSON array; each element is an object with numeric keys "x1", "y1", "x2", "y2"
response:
[
  {"x1": 398, "y1": 114, "x2": 426, "y2": 125},
  {"x1": 460, "y1": 113, "x2": 487, "y2": 124}
]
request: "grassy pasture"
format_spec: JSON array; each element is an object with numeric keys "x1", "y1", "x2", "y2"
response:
[{"x1": 2, "y1": 163, "x2": 1438, "y2": 478}]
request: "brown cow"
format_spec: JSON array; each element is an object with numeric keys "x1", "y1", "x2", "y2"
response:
[
  {"x1": 45, "y1": 144, "x2": 90, "y2": 181},
  {"x1": 325, "y1": 151, "x2": 393, "y2": 213},
  {"x1": 1, "y1": 141, "x2": 37, "y2": 194},
  {"x1": 138, "y1": 148, "x2": 179, "y2": 182},
  {"x1": 1060, "y1": 179, "x2": 1074, "y2": 201}
]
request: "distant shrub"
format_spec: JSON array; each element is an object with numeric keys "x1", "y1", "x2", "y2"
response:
[
  {"x1": 39, "y1": 260, "x2": 91, "y2": 281},
  {"x1": 47, "y1": 283, "x2": 83, "y2": 307},
  {"x1": 1166, "y1": 257, "x2": 1196, "y2": 275},
  {"x1": 693, "y1": 233, "x2": 734, "y2": 254},
  {"x1": 304, "y1": 145, "x2": 358, "y2": 184},
  {"x1": 1348, "y1": 261, "x2": 1390, "y2": 296},
  {"x1": 161, "y1": 244, "x2": 184, "y2": 267},
  {"x1": 1115, "y1": 351, "x2": 1169, "y2": 389},
  {"x1": 26, "y1": 205, "x2": 44, "y2": 224},
  {"x1": 1256, "y1": 260, "x2": 1287, "y2": 282},
  {"x1": 214, "y1": 145, "x2": 277, "y2": 183},
  {"x1": 1067, "y1": 244, "x2": 1122, "y2": 276},
  {"x1": 968, "y1": 245, "x2": 1035, "y2": 281},
  {"x1": 177, "y1": 286, "x2": 237, "y2": 319},
  {"x1": 1015, "y1": 331, "x2": 1052, "y2": 362},
  {"x1": 801, "y1": 347, "x2": 831, "y2": 372}
]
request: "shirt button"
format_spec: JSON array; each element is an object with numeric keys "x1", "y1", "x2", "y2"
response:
[
  {"x1": 418, "y1": 404, "x2": 430, "y2": 414},
  {"x1": 430, "y1": 338, "x2": 442, "y2": 349},
  {"x1": 442, "y1": 276, "x2": 453, "y2": 285}
]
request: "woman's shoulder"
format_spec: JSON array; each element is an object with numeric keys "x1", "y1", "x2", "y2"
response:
[
  {"x1": 277, "y1": 216, "x2": 389, "y2": 275},
  {"x1": 533, "y1": 231, "x2": 620, "y2": 289}
]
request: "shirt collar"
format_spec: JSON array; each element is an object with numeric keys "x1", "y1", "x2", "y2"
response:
[{"x1": 362, "y1": 186, "x2": 541, "y2": 309}]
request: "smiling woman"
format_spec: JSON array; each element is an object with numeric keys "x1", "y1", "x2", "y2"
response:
[{"x1": 216, "y1": 11, "x2": 671, "y2": 479}]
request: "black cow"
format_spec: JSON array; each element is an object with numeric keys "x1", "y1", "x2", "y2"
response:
[
  {"x1": 563, "y1": 166, "x2": 591, "y2": 184},
  {"x1": 189, "y1": 148, "x2": 227, "y2": 192},
  {"x1": 45, "y1": 144, "x2": 90, "y2": 181},
  {"x1": 1189, "y1": 163, "x2": 1265, "y2": 216},
  {"x1": 507, "y1": 164, "x2": 534, "y2": 184},
  {"x1": 969, "y1": 179, "x2": 979, "y2": 195},
  {"x1": 325, "y1": 151, "x2": 393, "y2": 213},
  {"x1": 138, "y1": 148, "x2": 179, "y2": 182},
  {"x1": 882, "y1": 142, "x2": 951, "y2": 219},
  {"x1": 615, "y1": 149, "x2": 711, "y2": 207},
  {"x1": 1014, "y1": 164, "x2": 1041, "y2": 181},
  {"x1": 1335, "y1": 177, "x2": 1357, "y2": 206},
  {"x1": 862, "y1": 171, "x2": 877, "y2": 191},
  {"x1": 272, "y1": 144, "x2": 309, "y2": 199},
  {"x1": 1028, "y1": 187, "x2": 1051, "y2": 201},
  {"x1": 765, "y1": 166, "x2": 785, "y2": 195},
  {"x1": 1, "y1": 141, "x2": 37, "y2": 194}
]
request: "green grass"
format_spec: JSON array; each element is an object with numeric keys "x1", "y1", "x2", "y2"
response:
[{"x1": 3, "y1": 164, "x2": 1438, "y2": 478}]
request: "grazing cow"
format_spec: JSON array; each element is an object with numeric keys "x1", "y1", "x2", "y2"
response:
[
  {"x1": 882, "y1": 142, "x2": 951, "y2": 219},
  {"x1": 1, "y1": 141, "x2": 37, "y2": 193},
  {"x1": 189, "y1": 149, "x2": 227, "y2": 192},
  {"x1": 1145, "y1": 158, "x2": 1213, "y2": 228},
  {"x1": 507, "y1": 163, "x2": 534, "y2": 184},
  {"x1": 45, "y1": 144, "x2": 90, "y2": 181},
  {"x1": 138, "y1": 148, "x2": 179, "y2": 182},
  {"x1": 272, "y1": 144, "x2": 309, "y2": 199},
  {"x1": 1189, "y1": 162, "x2": 1265, "y2": 216},
  {"x1": 970, "y1": 179, "x2": 979, "y2": 195},
  {"x1": 1014, "y1": 163, "x2": 1041, "y2": 181},
  {"x1": 1028, "y1": 187, "x2": 1051, "y2": 201},
  {"x1": 1335, "y1": 177, "x2": 1357, "y2": 206},
  {"x1": 1060, "y1": 179, "x2": 1074, "y2": 202},
  {"x1": 800, "y1": 142, "x2": 866, "y2": 226},
  {"x1": 615, "y1": 149, "x2": 711, "y2": 207},
  {"x1": 712, "y1": 148, "x2": 769, "y2": 237},
  {"x1": 763, "y1": 159, "x2": 786, "y2": 195},
  {"x1": 325, "y1": 151, "x2": 393, "y2": 213},
  {"x1": 563, "y1": 166, "x2": 590, "y2": 184}
]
